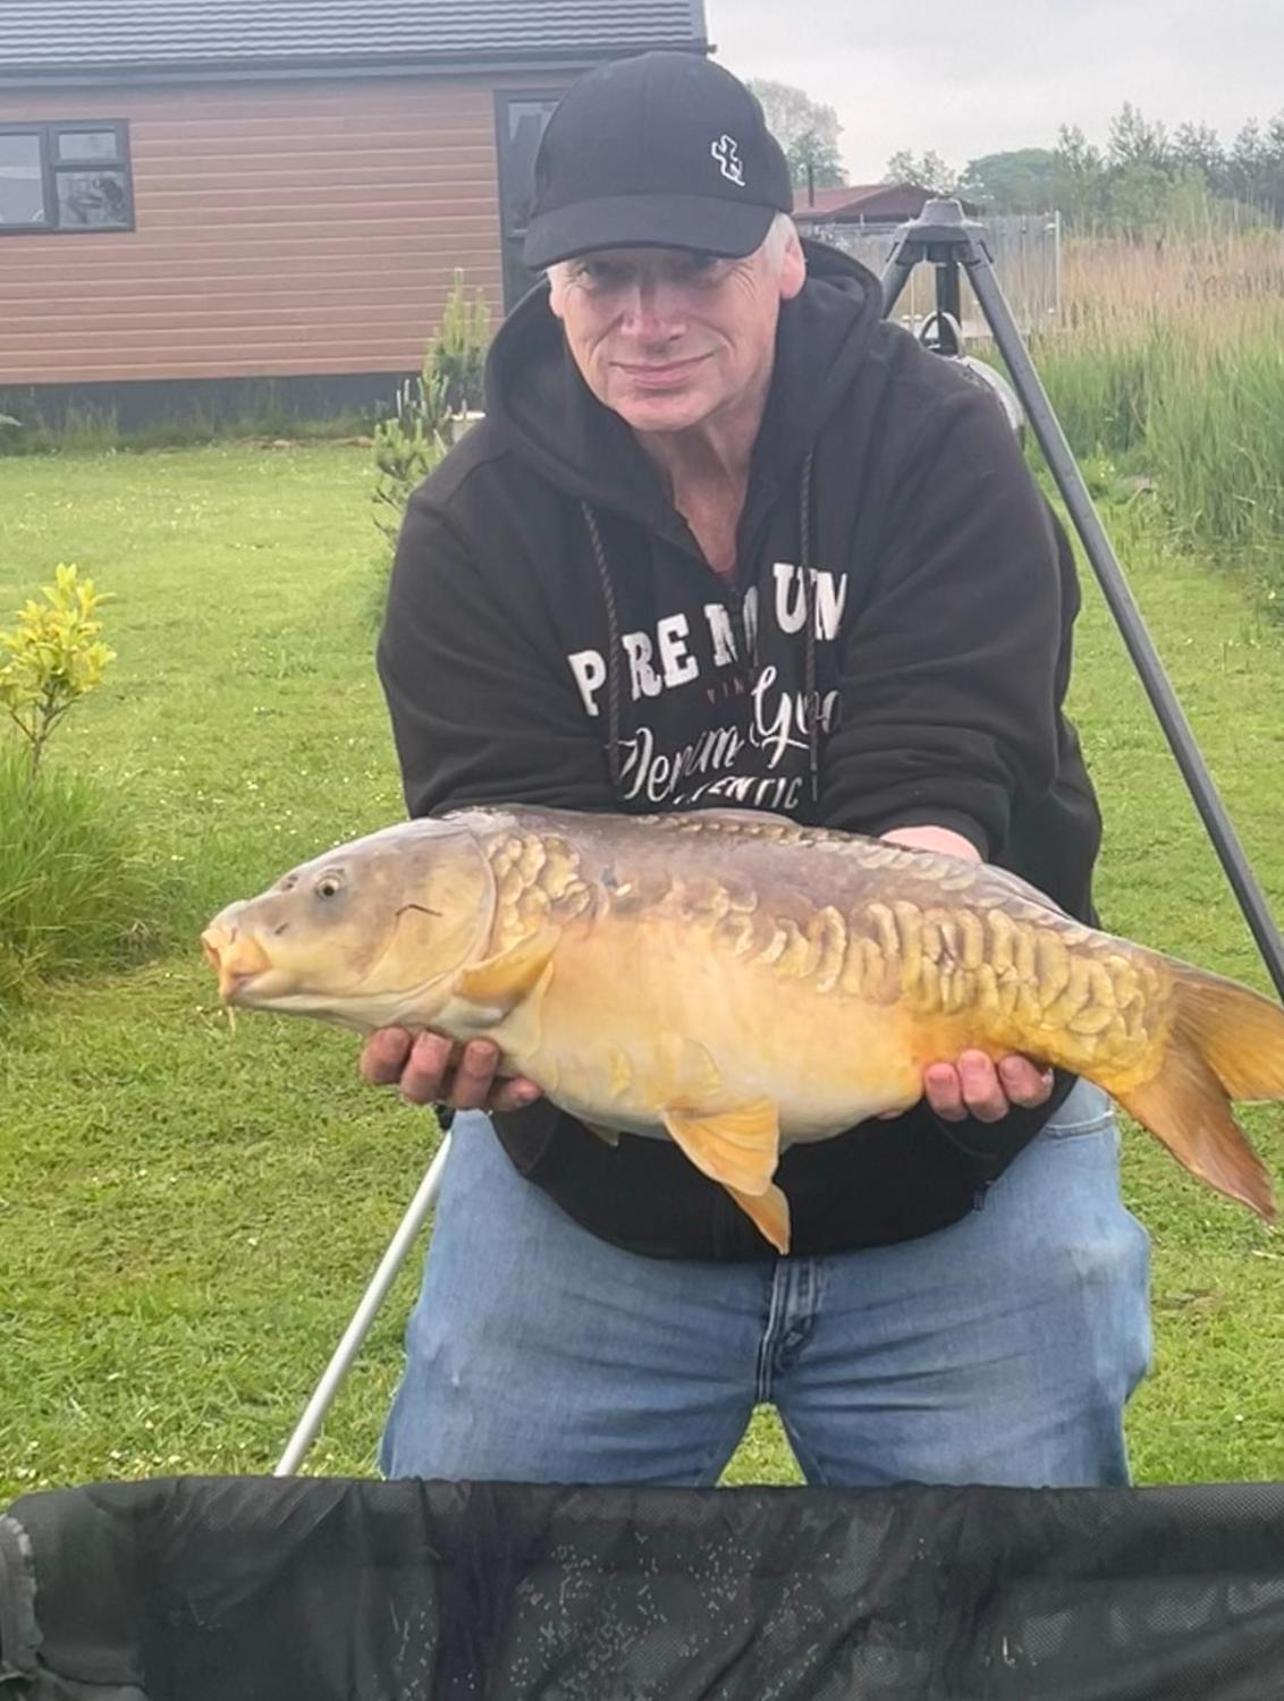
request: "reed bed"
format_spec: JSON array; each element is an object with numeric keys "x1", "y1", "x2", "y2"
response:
[{"x1": 1026, "y1": 228, "x2": 1284, "y2": 572}]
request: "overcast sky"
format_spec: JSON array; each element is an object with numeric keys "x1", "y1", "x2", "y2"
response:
[{"x1": 706, "y1": 0, "x2": 1284, "y2": 182}]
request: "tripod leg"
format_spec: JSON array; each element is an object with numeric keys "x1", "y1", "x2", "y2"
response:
[
  {"x1": 965, "y1": 253, "x2": 1284, "y2": 1001},
  {"x1": 880, "y1": 252, "x2": 919, "y2": 318},
  {"x1": 273, "y1": 1131, "x2": 453, "y2": 1476}
]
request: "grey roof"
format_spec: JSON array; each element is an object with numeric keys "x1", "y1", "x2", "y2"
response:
[{"x1": 0, "y1": 0, "x2": 708, "y2": 82}]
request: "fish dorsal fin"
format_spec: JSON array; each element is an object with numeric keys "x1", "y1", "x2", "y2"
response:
[
  {"x1": 696, "y1": 807, "x2": 795, "y2": 829},
  {"x1": 456, "y1": 927, "x2": 557, "y2": 1013}
]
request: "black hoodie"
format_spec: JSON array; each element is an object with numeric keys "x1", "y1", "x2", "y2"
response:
[{"x1": 377, "y1": 243, "x2": 1104, "y2": 1260}]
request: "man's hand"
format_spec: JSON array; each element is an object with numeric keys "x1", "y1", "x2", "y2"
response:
[
  {"x1": 360, "y1": 1028, "x2": 542, "y2": 1114},
  {"x1": 879, "y1": 823, "x2": 980, "y2": 862},
  {"x1": 878, "y1": 1050, "x2": 1054, "y2": 1124},
  {"x1": 920, "y1": 1050, "x2": 1053, "y2": 1122},
  {"x1": 876, "y1": 824, "x2": 1053, "y2": 1122}
]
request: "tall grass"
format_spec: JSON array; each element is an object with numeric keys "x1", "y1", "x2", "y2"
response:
[
  {"x1": 0, "y1": 400, "x2": 376, "y2": 458},
  {"x1": 1025, "y1": 228, "x2": 1284, "y2": 573},
  {"x1": 0, "y1": 743, "x2": 177, "y2": 1007}
]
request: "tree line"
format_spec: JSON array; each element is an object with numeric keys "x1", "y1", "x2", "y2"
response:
[
  {"x1": 747, "y1": 79, "x2": 1284, "y2": 236},
  {"x1": 920, "y1": 106, "x2": 1284, "y2": 233}
]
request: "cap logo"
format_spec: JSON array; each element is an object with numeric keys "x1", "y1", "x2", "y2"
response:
[{"x1": 711, "y1": 134, "x2": 745, "y2": 187}]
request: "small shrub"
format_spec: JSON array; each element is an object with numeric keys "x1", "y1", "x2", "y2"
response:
[
  {"x1": 371, "y1": 271, "x2": 492, "y2": 554},
  {"x1": 371, "y1": 361, "x2": 452, "y2": 552},
  {"x1": 0, "y1": 564, "x2": 115, "y2": 777},
  {"x1": 434, "y1": 268, "x2": 492, "y2": 414}
]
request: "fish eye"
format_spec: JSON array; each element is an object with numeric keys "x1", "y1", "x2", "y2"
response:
[{"x1": 315, "y1": 871, "x2": 345, "y2": 899}]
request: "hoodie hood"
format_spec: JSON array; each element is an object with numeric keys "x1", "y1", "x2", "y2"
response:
[{"x1": 484, "y1": 241, "x2": 885, "y2": 544}]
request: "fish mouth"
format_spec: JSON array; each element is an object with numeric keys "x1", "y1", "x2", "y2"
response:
[{"x1": 201, "y1": 925, "x2": 273, "y2": 1004}]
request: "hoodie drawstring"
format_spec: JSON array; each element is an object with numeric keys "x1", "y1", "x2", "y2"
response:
[
  {"x1": 584, "y1": 452, "x2": 821, "y2": 808},
  {"x1": 798, "y1": 448, "x2": 821, "y2": 808},
  {"x1": 581, "y1": 500, "x2": 624, "y2": 792}
]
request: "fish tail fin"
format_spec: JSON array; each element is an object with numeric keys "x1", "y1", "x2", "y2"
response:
[{"x1": 1111, "y1": 965, "x2": 1284, "y2": 1222}]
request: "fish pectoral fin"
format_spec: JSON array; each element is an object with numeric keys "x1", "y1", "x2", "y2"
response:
[
  {"x1": 456, "y1": 928, "x2": 557, "y2": 1013},
  {"x1": 661, "y1": 1099, "x2": 781, "y2": 1196},
  {"x1": 584, "y1": 1121, "x2": 621, "y2": 1148},
  {"x1": 657, "y1": 1033, "x2": 725, "y2": 1102}
]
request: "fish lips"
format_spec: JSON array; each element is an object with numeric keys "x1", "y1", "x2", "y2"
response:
[{"x1": 201, "y1": 922, "x2": 274, "y2": 1005}]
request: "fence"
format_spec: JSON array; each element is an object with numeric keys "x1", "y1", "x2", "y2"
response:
[{"x1": 811, "y1": 210, "x2": 1063, "y2": 340}]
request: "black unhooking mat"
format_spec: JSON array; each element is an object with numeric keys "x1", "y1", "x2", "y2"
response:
[{"x1": 3, "y1": 1476, "x2": 1284, "y2": 1700}]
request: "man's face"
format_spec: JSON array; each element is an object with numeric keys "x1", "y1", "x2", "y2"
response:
[{"x1": 547, "y1": 230, "x2": 806, "y2": 435}]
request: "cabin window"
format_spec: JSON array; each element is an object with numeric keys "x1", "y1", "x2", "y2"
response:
[
  {"x1": 494, "y1": 92, "x2": 562, "y2": 311},
  {"x1": 0, "y1": 120, "x2": 132, "y2": 233},
  {"x1": 0, "y1": 132, "x2": 45, "y2": 226}
]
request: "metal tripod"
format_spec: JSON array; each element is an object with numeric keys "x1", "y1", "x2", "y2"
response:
[
  {"x1": 881, "y1": 198, "x2": 1284, "y2": 1000},
  {"x1": 274, "y1": 199, "x2": 1284, "y2": 1476}
]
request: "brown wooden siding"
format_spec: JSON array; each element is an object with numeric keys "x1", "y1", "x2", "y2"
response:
[{"x1": 0, "y1": 74, "x2": 551, "y2": 384}]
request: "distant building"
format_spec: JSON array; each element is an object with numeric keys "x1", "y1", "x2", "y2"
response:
[
  {"x1": 793, "y1": 183, "x2": 978, "y2": 227},
  {"x1": 0, "y1": 0, "x2": 707, "y2": 425}
]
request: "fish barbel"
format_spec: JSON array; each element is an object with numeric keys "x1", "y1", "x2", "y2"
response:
[{"x1": 201, "y1": 806, "x2": 1284, "y2": 1252}]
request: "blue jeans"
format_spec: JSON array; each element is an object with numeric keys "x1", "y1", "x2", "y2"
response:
[{"x1": 379, "y1": 1079, "x2": 1152, "y2": 1488}]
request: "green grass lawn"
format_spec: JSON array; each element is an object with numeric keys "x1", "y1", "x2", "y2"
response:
[{"x1": 1, "y1": 443, "x2": 1283, "y2": 1502}]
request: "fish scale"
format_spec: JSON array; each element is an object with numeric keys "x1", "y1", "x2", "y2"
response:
[
  {"x1": 480, "y1": 813, "x2": 1227, "y2": 1097},
  {"x1": 475, "y1": 812, "x2": 1271, "y2": 1212}
]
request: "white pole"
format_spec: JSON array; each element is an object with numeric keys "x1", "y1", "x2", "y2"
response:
[
  {"x1": 1053, "y1": 207, "x2": 1063, "y2": 324},
  {"x1": 274, "y1": 1131, "x2": 453, "y2": 1476}
]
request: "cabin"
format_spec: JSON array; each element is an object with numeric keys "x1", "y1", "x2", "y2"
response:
[
  {"x1": 0, "y1": 0, "x2": 708, "y2": 428},
  {"x1": 792, "y1": 183, "x2": 979, "y2": 229}
]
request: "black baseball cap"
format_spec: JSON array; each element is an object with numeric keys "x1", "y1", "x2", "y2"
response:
[{"x1": 523, "y1": 52, "x2": 794, "y2": 269}]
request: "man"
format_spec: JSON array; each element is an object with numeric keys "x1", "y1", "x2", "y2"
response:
[{"x1": 365, "y1": 52, "x2": 1151, "y2": 1488}]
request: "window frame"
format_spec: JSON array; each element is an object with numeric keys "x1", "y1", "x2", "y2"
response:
[
  {"x1": 493, "y1": 89, "x2": 565, "y2": 311},
  {"x1": 0, "y1": 118, "x2": 134, "y2": 237}
]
